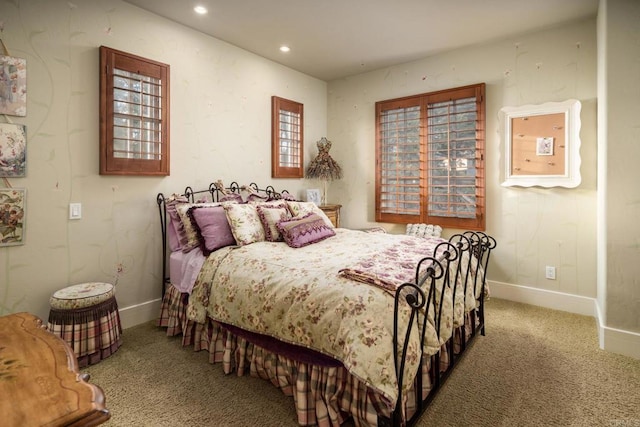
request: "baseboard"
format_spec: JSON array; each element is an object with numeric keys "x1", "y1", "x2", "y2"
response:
[
  {"x1": 118, "y1": 298, "x2": 162, "y2": 329},
  {"x1": 488, "y1": 280, "x2": 597, "y2": 316},
  {"x1": 594, "y1": 302, "x2": 640, "y2": 360},
  {"x1": 489, "y1": 280, "x2": 640, "y2": 360}
]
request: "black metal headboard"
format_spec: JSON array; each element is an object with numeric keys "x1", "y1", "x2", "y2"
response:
[{"x1": 156, "y1": 182, "x2": 292, "y2": 296}]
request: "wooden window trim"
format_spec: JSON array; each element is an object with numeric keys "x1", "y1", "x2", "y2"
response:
[
  {"x1": 375, "y1": 83, "x2": 485, "y2": 231},
  {"x1": 100, "y1": 46, "x2": 170, "y2": 176},
  {"x1": 271, "y1": 96, "x2": 304, "y2": 178}
]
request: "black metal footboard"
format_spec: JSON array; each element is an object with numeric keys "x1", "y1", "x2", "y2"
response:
[{"x1": 385, "y1": 231, "x2": 496, "y2": 427}]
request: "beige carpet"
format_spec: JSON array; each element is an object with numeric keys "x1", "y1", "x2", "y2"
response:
[{"x1": 86, "y1": 299, "x2": 640, "y2": 426}]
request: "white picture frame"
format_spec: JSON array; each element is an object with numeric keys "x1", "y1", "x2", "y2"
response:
[
  {"x1": 501, "y1": 99, "x2": 582, "y2": 188},
  {"x1": 306, "y1": 189, "x2": 321, "y2": 205}
]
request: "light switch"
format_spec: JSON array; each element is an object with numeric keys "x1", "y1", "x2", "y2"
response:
[{"x1": 69, "y1": 203, "x2": 82, "y2": 220}]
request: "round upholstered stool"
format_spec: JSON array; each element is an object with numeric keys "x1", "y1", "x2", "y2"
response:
[{"x1": 47, "y1": 282, "x2": 122, "y2": 368}]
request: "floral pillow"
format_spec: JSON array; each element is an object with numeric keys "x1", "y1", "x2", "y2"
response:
[
  {"x1": 286, "y1": 201, "x2": 334, "y2": 228},
  {"x1": 277, "y1": 212, "x2": 336, "y2": 248},
  {"x1": 256, "y1": 205, "x2": 290, "y2": 242},
  {"x1": 188, "y1": 205, "x2": 237, "y2": 255},
  {"x1": 223, "y1": 203, "x2": 265, "y2": 246}
]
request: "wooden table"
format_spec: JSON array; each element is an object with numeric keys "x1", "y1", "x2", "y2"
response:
[
  {"x1": 0, "y1": 312, "x2": 110, "y2": 427},
  {"x1": 319, "y1": 204, "x2": 341, "y2": 228}
]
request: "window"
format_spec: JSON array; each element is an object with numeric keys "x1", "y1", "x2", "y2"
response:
[
  {"x1": 100, "y1": 46, "x2": 170, "y2": 175},
  {"x1": 271, "y1": 96, "x2": 303, "y2": 178},
  {"x1": 375, "y1": 83, "x2": 485, "y2": 231}
]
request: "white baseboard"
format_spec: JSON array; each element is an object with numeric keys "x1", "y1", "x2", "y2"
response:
[
  {"x1": 118, "y1": 298, "x2": 162, "y2": 329},
  {"x1": 594, "y1": 302, "x2": 640, "y2": 360},
  {"x1": 488, "y1": 280, "x2": 597, "y2": 316},
  {"x1": 488, "y1": 280, "x2": 640, "y2": 360}
]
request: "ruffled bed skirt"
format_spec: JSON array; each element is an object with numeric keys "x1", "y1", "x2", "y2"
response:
[{"x1": 157, "y1": 284, "x2": 478, "y2": 426}]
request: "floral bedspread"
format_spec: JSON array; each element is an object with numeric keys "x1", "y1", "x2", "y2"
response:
[{"x1": 187, "y1": 229, "x2": 457, "y2": 404}]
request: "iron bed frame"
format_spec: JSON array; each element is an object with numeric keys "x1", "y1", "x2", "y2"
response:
[{"x1": 156, "y1": 182, "x2": 496, "y2": 427}]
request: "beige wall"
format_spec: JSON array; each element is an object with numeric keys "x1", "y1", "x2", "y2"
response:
[
  {"x1": 600, "y1": 0, "x2": 640, "y2": 332},
  {"x1": 0, "y1": 0, "x2": 327, "y2": 322},
  {"x1": 327, "y1": 20, "x2": 598, "y2": 299}
]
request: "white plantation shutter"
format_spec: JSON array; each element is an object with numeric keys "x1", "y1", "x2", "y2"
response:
[{"x1": 112, "y1": 69, "x2": 163, "y2": 160}]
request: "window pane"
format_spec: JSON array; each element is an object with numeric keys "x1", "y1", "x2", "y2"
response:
[
  {"x1": 427, "y1": 96, "x2": 477, "y2": 219},
  {"x1": 375, "y1": 84, "x2": 484, "y2": 228},
  {"x1": 379, "y1": 105, "x2": 422, "y2": 215},
  {"x1": 111, "y1": 67, "x2": 163, "y2": 160}
]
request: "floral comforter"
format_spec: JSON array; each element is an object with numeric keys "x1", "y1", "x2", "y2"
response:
[{"x1": 187, "y1": 229, "x2": 469, "y2": 404}]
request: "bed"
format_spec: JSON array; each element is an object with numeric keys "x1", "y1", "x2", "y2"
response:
[{"x1": 156, "y1": 182, "x2": 495, "y2": 427}]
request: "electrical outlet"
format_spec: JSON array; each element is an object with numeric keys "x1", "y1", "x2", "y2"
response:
[{"x1": 545, "y1": 266, "x2": 556, "y2": 280}]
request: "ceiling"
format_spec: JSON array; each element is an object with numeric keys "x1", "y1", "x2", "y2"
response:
[{"x1": 123, "y1": 0, "x2": 598, "y2": 81}]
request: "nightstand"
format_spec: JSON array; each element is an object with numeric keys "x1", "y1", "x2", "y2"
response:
[{"x1": 320, "y1": 204, "x2": 341, "y2": 228}]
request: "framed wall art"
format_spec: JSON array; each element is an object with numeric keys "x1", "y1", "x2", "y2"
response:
[
  {"x1": 306, "y1": 188, "x2": 321, "y2": 206},
  {"x1": 0, "y1": 187, "x2": 25, "y2": 247},
  {"x1": 0, "y1": 123, "x2": 26, "y2": 177},
  {"x1": 501, "y1": 99, "x2": 582, "y2": 188},
  {"x1": 0, "y1": 54, "x2": 27, "y2": 117}
]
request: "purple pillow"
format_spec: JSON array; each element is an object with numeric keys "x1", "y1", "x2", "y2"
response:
[
  {"x1": 167, "y1": 222, "x2": 181, "y2": 252},
  {"x1": 188, "y1": 205, "x2": 236, "y2": 255},
  {"x1": 277, "y1": 213, "x2": 336, "y2": 248},
  {"x1": 165, "y1": 195, "x2": 189, "y2": 251},
  {"x1": 247, "y1": 193, "x2": 268, "y2": 203}
]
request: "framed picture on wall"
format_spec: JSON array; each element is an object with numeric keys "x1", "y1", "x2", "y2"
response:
[
  {"x1": 501, "y1": 99, "x2": 582, "y2": 188},
  {"x1": 306, "y1": 189, "x2": 321, "y2": 206},
  {"x1": 0, "y1": 55, "x2": 27, "y2": 117},
  {"x1": 0, "y1": 123, "x2": 27, "y2": 177},
  {"x1": 0, "y1": 187, "x2": 26, "y2": 247}
]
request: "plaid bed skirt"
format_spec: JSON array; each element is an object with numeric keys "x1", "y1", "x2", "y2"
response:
[
  {"x1": 47, "y1": 296, "x2": 122, "y2": 368},
  {"x1": 157, "y1": 285, "x2": 479, "y2": 426}
]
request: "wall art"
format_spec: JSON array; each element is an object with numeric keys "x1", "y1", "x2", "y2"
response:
[
  {"x1": 0, "y1": 55, "x2": 27, "y2": 116},
  {"x1": 501, "y1": 99, "x2": 582, "y2": 188},
  {"x1": 306, "y1": 188, "x2": 321, "y2": 206},
  {"x1": 0, "y1": 187, "x2": 25, "y2": 247},
  {"x1": 0, "y1": 123, "x2": 26, "y2": 177}
]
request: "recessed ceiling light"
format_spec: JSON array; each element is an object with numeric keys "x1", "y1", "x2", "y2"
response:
[
  {"x1": 280, "y1": 45, "x2": 290, "y2": 53},
  {"x1": 194, "y1": 5, "x2": 208, "y2": 15}
]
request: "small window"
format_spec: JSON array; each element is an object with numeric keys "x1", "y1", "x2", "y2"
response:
[
  {"x1": 100, "y1": 46, "x2": 170, "y2": 175},
  {"x1": 271, "y1": 96, "x2": 303, "y2": 178},
  {"x1": 375, "y1": 83, "x2": 486, "y2": 231}
]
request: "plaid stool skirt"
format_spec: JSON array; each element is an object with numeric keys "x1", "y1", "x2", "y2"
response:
[{"x1": 48, "y1": 296, "x2": 122, "y2": 367}]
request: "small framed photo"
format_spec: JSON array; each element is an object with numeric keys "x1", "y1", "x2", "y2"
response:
[
  {"x1": 0, "y1": 188, "x2": 26, "y2": 247},
  {"x1": 306, "y1": 189, "x2": 321, "y2": 205},
  {"x1": 536, "y1": 137, "x2": 554, "y2": 156}
]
